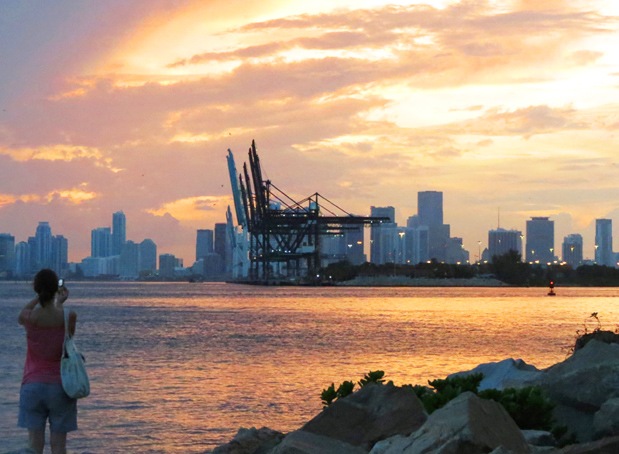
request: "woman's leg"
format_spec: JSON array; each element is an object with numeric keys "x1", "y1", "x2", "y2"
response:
[
  {"x1": 28, "y1": 429, "x2": 45, "y2": 454},
  {"x1": 50, "y1": 431, "x2": 67, "y2": 454}
]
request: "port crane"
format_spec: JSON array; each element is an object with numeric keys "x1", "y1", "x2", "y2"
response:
[{"x1": 227, "y1": 141, "x2": 388, "y2": 283}]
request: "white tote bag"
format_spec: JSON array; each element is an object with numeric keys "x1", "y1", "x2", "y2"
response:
[{"x1": 61, "y1": 309, "x2": 90, "y2": 399}]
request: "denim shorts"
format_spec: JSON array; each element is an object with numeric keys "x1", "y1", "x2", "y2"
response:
[{"x1": 18, "y1": 383, "x2": 78, "y2": 433}]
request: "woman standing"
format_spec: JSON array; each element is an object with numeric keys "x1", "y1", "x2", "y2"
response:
[{"x1": 17, "y1": 269, "x2": 77, "y2": 454}]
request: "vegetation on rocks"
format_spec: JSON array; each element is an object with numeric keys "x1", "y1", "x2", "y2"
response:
[
  {"x1": 321, "y1": 371, "x2": 386, "y2": 408},
  {"x1": 323, "y1": 370, "x2": 565, "y2": 437}
]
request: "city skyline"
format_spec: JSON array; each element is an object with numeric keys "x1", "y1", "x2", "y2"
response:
[
  {"x1": 1, "y1": 1, "x2": 619, "y2": 262},
  {"x1": 1, "y1": 201, "x2": 615, "y2": 267}
]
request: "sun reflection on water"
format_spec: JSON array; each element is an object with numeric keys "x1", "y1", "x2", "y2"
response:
[{"x1": 2, "y1": 283, "x2": 619, "y2": 452}]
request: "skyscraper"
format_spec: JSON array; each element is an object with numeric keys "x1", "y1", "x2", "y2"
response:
[
  {"x1": 91, "y1": 227, "x2": 112, "y2": 257},
  {"x1": 418, "y1": 191, "x2": 443, "y2": 226},
  {"x1": 139, "y1": 239, "x2": 157, "y2": 273},
  {"x1": 120, "y1": 240, "x2": 139, "y2": 278},
  {"x1": 370, "y1": 206, "x2": 395, "y2": 264},
  {"x1": 28, "y1": 237, "x2": 37, "y2": 272},
  {"x1": 196, "y1": 229, "x2": 214, "y2": 261},
  {"x1": 562, "y1": 234, "x2": 583, "y2": 268},
  {"x1": 214, "y1": 223, "x2": 229, "y2": 273},
  {"x1": 159, "y1": 253, "x2": 177, "y2": 278},
  {"x1": 446, "y1": 237, "x2": 468, "y2": 264},
  {"x1": 595, "y1": 219, "x2": 613, "y2": 266},
  {"x1": 417, "y1": 191, "x2": 449, "y2": 262},
  {"x1": 112, "y1": 211, "x2": 126, "y2": 255},
  {"x1": 525, "y1": 217, "x2": 555, "y2": 264},
  {"x1": 0, "y1": 233, "x2": 15, "y2": 274},
  {"x1": 51, "y1": 235, "x2": 68, "y2": 275},
  {"x1": 403, "y1": 225, "x2": 429, "y2": 265},
  {"x1": 35, "y1": 222, "x2": 53, "y2": 269},
  {"x1": 488, "y1": 228, "x2": 522, "y2": 261},
  {"x1": 344, "y1": 226, "x2": 365, "y2": 265},
  {"x1": 15, "y1": 241, "x2": 31, "y2": 276}
]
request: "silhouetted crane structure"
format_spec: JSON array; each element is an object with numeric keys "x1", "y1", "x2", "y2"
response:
[{"x1": 235, "y1": 140, "x2": 389, "y2": 282}]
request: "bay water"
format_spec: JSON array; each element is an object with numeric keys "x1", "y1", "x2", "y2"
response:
[{"x1": 1, "y1": 282, "x2": 618, "y2": 453}]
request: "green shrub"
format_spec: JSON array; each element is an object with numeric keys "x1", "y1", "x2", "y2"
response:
[
  {"x1": 321, "y1": 370, "x2": 385, "y2": 409},
  {"x1": 410, "y1": 373, "x2": 483, "y2": 414},
  {"x1": 337, "y1": 380, "x2": 356, "y2": 399},
  {"x1": 359, "y1": 370, "x2": 385, "y2": 387},
  {"x1": 323, "y1": 370, "x2": 565, "y2": 442},
  {"x1": 321, "y1": 383, "x2": 338, "y2": 408},
  {"x1": 407, "y1": 372, "x2": 568, "y2": 441},
  {"x1": 478, "y1": 386, "x2": 555, "y2": 431},
  {"x1": 321, "y1": 379, "x2": 358, "y2": 408}
]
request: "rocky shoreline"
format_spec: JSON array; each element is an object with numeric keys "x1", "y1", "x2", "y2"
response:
[{"x1": 213, "y1": 334, "x2": 619, "y2": 454}]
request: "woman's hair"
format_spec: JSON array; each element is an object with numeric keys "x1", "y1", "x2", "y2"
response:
[{"x1": 33, "y1": 268, "x2": 59, "y2": 306}]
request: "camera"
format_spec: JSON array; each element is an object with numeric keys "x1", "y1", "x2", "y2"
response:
[{"x1": 58, "y1": 278, "x2": 64, "y2": 287}]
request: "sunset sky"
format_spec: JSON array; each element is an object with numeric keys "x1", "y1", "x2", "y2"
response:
[{"x1": 1, "y1": 0, "x2": 619, "y2": 263}]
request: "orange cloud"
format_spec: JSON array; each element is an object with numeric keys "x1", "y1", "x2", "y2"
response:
[{"x1": 148, "y1": 195, "x2": 233, "y2": 222}]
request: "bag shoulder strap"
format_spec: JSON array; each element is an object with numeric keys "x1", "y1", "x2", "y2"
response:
[{"x1": 63, "y1": 308, "x2": 72, "y2": 340}]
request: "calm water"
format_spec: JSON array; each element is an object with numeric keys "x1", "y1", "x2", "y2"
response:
[{"x1": 1, "y1": 282, "x2": 618, "y2": 453}]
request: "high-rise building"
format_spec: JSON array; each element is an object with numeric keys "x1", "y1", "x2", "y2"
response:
[
  {"x1": 446, "y1": 237, "x2": 468, "y2": 264},
  {"x1": 0, "y1": 233, "x2": 15, "y2": 275},
  {"x1": 321, "y1": 233, "x2": 347, "y2": 267},
  {"x1": 120, "y1": 240, "x2": 139, "y2": 278},
  {"x1": 525, "y1": 217, "x2": 555, "y2": 264},
  {"x1": 214, "y1": 223, "x2": 229, "y2": 273},
  {"x1": 344, "y1": 226, "x2": 365, "y2": 265},
  {"x1": 417, "y1": 191, "x2": 450, "y2": 262},
  {"x1": 27, "y1": 237, "x2": 37, "y2": 272},
  {"x1": 80, "y1": 256, "x2": 118, "y2": 277},
  {"x1": 406, "y1": 215, "x2": 420, "y2": 228},
  {"x1": 488, "y1": 228, "x2": 523, "y2": 261},
  {"x1": 404, "y1": 226, "x2": 429, "y2": 265},
  {"x1": 112, "y1": 211, "x2": 126, "y2": 255},
  {"x1": 35, "y1": 222, "x2": 53, "y2": 269},
  {"x1": 562, "y1": 234, "x2": 583, "y2": 268},
  {"x1": 370, "y1": 206, "x2": 395, "y2": 264},
  {"x1": 196, "y1": 229, "x2": 214, "y2": 261},
  {"x1": 595, "y1": 219, "x2": 613, "y2": 266},
  {"x1": 418, "y1": 191, "x2": 443, "y2": 226},
  {"x1": 159, "y1": 253, "x2": 177, "y2": 278},
  {"x1": 139, "y1": 239, "x2": 157, "y2": 273},
  {"x1": 321, "y1": 228, "x2": 366, "y2": 266},
  {"x1": 91, "y1": 227, "x2": 112, "y2": 257},
  {"x1": 51, "y1": 235, "x2": 68, "y2": 275},
  {"x1": 202, "y1": 253, "x2": 223, "y2": 278},
  {"x1": 15, "y1": 241, "x2": 31, "y2": 276}
]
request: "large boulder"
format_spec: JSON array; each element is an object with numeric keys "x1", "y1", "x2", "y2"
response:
[
  {"x1": 593, "y1": 398, "x2": 619, "y2": 439},
  {"x1": 522, "y1": 430, "x2": 556, "y2": 447},
  {"x1": 531, "y1": 340, "x2": 619, "y2": 441},
  {"x1": 269, "y1": 430, "x2": 368, "y2": 454},
  {"x1": 559, "y1": 435, "x2": 619, "y2": 453},
  {"x1": 538, "y1": 340, "x2": 619, "y2": 410},
  {"x1": 370, "y1": 392, "x2": 530, "y2": 454},
  {"x1": 212, "y1": 427, "x2": 284, "y2": 454},
  {"x1": 574, "y1": 330, "x2": 619, "y2": 351},
  {"x1": 301, "y1": 382, "x2": 427, "y2": 450},
  {"x1": 448, "y1": 358, "x2": 542, "y2": 390}
]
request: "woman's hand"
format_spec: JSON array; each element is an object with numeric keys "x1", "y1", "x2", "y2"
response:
[{"x1": 56, "y1": 286, "x2": 69, "y2": 306}]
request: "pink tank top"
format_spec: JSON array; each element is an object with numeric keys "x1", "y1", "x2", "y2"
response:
[{"x1": 22, "y1": 313, "x2": 65, "y2": 384}]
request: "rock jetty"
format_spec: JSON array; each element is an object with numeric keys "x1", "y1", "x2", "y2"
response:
[{"x1": 212, "y1": 335, "x2": 619, "y2": 454}]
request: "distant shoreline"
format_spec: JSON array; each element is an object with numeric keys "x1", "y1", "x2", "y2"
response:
[{"x1": 336, "y1": 276, "x2": 509, "y2": 287}]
